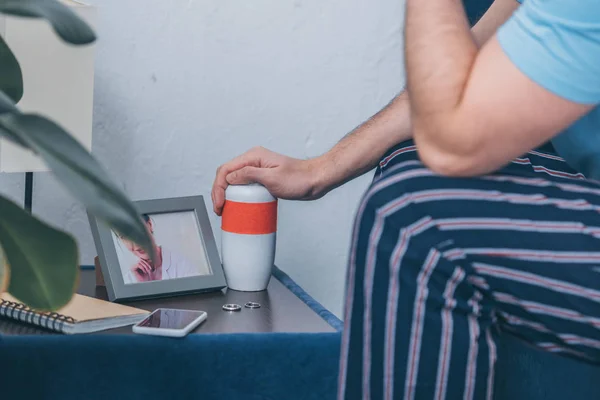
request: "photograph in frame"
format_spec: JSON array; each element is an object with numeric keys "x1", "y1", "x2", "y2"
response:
[{"x1": 88, "y1": 196, "x2": 226, "y2": 302}]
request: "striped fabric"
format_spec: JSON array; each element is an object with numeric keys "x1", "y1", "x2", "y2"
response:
[{"x1": 338, "y1": 140, "x2": 600, "y2": 400}]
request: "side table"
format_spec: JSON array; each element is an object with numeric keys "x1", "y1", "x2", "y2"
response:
[{"x1": 0, "y1": 266, "x2": 341, "y2": 335}]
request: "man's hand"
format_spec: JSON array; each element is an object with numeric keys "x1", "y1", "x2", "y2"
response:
[{"x1": 211, "y1": 146, "x2": 325, "y2": 216}]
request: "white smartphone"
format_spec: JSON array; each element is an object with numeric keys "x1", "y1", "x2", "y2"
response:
[{"x1": 132, "y1": 308, "x2": 207, "y2": 338}]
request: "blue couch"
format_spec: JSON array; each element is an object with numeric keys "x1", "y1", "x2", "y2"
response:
[
  {"x1": 0, "y1": 332, "x2": 341, "y2": 400},
  {"x1": 1, "y1": 266, "x2": 599, "y2": 399}
]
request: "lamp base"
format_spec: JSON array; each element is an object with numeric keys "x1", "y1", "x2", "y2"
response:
[{"x1": 24, "y1": 172, "x2": 33, "y2": 212}]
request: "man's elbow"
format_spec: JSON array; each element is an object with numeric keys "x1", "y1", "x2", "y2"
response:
[
  {"x1": 414, "y1": 126, "x2": 487, "y2": 177},
  {"x1": 419, "y1": 148, "x2": 482, "y2": 177}
]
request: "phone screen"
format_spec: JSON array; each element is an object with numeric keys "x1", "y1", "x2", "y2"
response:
[{"x1": 137, "y1": 309, "x2": 205, "y2": 330}]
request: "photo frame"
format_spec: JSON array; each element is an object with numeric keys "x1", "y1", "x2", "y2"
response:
[{"x1": 88, "y1": 196, "x2": 226, "y2": 302}]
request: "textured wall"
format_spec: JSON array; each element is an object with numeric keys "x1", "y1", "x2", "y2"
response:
[{"x1": 0, "y1": 0, "x2": 405, "y2": 317}]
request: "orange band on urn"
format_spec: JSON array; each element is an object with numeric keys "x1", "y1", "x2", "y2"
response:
[{"x1": 221, "y1": 200, "x2": 277, "y2": 234}]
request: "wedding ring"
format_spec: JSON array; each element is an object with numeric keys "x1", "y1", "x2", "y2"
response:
[
  {"x1": 222, "y1": 303, "x2": 241, "y2": 312},
  {"x1": 244, "y1": 302, "x2": 261, "y2": 309}
]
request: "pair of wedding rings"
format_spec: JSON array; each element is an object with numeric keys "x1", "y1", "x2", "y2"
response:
[{"x1": 222, "y1": 302, "x2": 261, "y2": 311}]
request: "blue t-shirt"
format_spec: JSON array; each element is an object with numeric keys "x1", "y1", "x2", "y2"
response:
[{"x1": 497, "y1": 0, "x2": 600, "y2": 179}]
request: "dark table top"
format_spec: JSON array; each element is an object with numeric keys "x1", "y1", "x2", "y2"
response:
[{"x1": 0, "y1": 269, "x2": 336, "y2": 335}]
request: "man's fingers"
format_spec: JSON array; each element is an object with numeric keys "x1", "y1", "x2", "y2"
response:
[
  {"x1": 211, "y1": 150, "x2": 266, "y2": 215},
  {"x1": 213, "y1": 186, "x2": 225, "y2": 216},
  {"x1": 227, "y1": 167, "x2": 260, "y2": 185},
  {"x1": 214, "y1": 149, "x2": 265, "y2": 184},
  {"x1": 225, "y1": 166, "x2": 270, "y2": 186}
]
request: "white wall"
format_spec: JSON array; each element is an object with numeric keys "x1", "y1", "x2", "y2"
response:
[{"x1": 0, "y1": 0, "x2": 405, "y2": 317}]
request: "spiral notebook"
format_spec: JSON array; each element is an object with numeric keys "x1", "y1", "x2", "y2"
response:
[{"x1": 0, "y1": 293, "x2": 149, "y2": 334}]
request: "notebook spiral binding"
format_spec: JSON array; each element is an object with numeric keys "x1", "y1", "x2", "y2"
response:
[{"x1": 0, "y1": 298, "x2": 75, "y2": 333}]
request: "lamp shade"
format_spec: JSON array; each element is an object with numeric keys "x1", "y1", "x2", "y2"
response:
[{"x1": 0, "y1": 0, "x2": 96, "y2": 173}]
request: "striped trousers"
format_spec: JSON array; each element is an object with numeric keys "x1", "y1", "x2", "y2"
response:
[{"x1": 338, "y1": 140, "x2": 600, "y2": 400}]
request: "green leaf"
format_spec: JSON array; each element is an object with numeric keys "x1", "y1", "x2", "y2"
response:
[
  {"x1": 0, "y1": 195, "x2": 78, "y2": 311},
  {"x1": 0, "y1": 36, "x2": 23, "y2": 103},
  {"x1": 0, "y1": 113, "x2": 156, "y2": 264},
  {"x1": 0, "y1": 0, "x2": 96, "y2": 45},
  {"x1": 0, "y1": 91, "x2": 27, "y2": 147},
  {"x1": 0, "y1": 240, "x2": 8, "y2": 293},
  {"x1": 0, "y1": 90, "x2": 18, "y2": 114}
]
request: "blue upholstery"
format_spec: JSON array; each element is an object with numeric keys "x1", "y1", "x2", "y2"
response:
[
  {"x1": 495, "y1": 334, "x2": 600, "y2": 399},
  {"x1": 2, "y1": 331, "x2": 599, "y2": 399},
  {"x1": 0, "y1": 333, "x2": 341, "y2": 400}
]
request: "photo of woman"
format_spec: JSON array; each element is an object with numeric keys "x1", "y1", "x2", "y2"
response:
[{"x1": 113, "y1": 212, "x2": 211, "y2": 285}]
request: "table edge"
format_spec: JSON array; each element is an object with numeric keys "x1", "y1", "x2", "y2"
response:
[{"x1": 271, "y1": 266, "x2": 343, "y2": 332}]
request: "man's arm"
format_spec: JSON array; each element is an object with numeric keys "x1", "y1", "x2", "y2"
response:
[
  {"x1": 405, "y1": 0, "x2": 595, "y2": 176},
  {"x1": 312, "y1": 0, "x2": 520, "y2": 195},
  {"x1": 211, "y1": 0, "x2": 519, "y2": 214}
]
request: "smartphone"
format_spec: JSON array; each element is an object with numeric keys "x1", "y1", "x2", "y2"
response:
[{"x1": 132, "y1": 308, "x2": 207, "y2": 337}]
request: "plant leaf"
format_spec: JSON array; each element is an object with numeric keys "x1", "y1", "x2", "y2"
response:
[
  {"x1": 0, "y1": 195, "x2": 78, "y2": 311},
  {"x1": 0, "y1": 90, "x2": 18, "y2": 114},
  {"x1": 0, "y1": 240, "x2": 8, "y2": 293},
  {"x1": 0, "y1": 91, "x2": 27, "y2": 147},
  {"x1": 0, "y1": 113, "x2": 155, "y2": 263},
  {"x1": 0, "y1": 0, "x2": 96, "y2": 45},
  {"x1": 0, "y1": 36, "x2": 23, "y2": 103}
]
